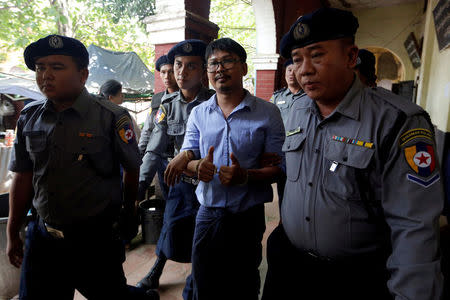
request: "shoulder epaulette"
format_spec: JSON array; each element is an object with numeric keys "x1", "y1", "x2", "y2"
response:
[
  {"x1": 20, "y1": 99, "x2": 46, "y2": 114},
  {"x1": 161, "y1": 91, "x2": 178, "y2": 104},
  {"x1": 368, "y1": 87, "x2": 424, "y2": 117},
  {"x1": 273, "y1": 87, "x2": 287, "y2": 95},
  {"x1": 92, "y1": 94, "x2": 128, "y2": 116},
  {"x1": 151, "y1": 91, "x2": 165, "y2": 109}
]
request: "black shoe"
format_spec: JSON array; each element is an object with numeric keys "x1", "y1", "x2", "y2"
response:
[
  {"x1": 136, "y1": 256, "x2": 167, "y2": 289},
  {"x1": 146, "y1": 289, "x2": 160, "y2": 300}
]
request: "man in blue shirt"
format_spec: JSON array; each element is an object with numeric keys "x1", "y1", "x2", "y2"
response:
[{"x1": 164, "y1": 38, "x2": 285, "y2": 300}]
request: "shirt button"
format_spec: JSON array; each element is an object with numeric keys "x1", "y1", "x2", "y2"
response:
[
  {"x1": 58, "y1": 121, "x2": 63, "y2": 125},
  {"x1": 314, "y1": 149, "x2": 320, "y2": 153},
  {"x1": 308, "y1": 182, "x2": 313, "y2": 187},
  {"x1": 305, "y1": 217, "x2": 310, "y2": 222},
  {"x1": 343, "y1": 157, "x2": 348, "y2": 162}
]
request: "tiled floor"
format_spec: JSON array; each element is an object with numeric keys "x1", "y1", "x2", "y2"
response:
[{"x1": 74, "y1": 185, "x2": 280, "y2": 300}]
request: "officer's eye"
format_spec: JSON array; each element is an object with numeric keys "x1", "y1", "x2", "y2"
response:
[
  {"x1": 187, "y1": 63, "x2": 198, "y2": 70},
  {"x1": 311, "y1": 52, "x2": 324, "y2": 59}
]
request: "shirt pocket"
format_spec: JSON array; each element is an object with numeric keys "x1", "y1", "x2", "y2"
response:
[
  {"x1": 323, "y1": 140, "x2": 374, "y2": 199},
  {"x1": 24, "y1": 131, "x2": 46, "y2": 152},
  {"x1": 67, "y1": 136, "x2": 112, "y2": 176},
  {"x1": 167, "y1": 120, "x2": 185, "y2": 136},
  {"x1": 282, "y1": 133, "x2": 306, "y2": 181}
]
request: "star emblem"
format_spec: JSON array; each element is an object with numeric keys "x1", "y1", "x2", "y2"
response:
[
  {"x1": 413, "y1": 151, "x2": 431, "y2": 167},
  {"x1": 125, "y1": 129, "x2": 134, "y2": 140}
]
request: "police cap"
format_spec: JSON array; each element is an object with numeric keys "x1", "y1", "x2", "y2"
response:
[
  {"x1": 155, "y1": 55, "x2": 171, "y2": 72},
  {"x1": 280, "y1": 7, "x2": 359, "y2": 58},
  {"x1": 167, "y1": 39, "x2": 207, "y2": 63},
  {"x1": 24, "y1": 34, "x2": 89, "y2": 71},
  {"x1": 284, "y1": 59, "x2": 293, "y2": 67}
]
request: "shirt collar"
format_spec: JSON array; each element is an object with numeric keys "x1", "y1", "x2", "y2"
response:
[
  {"x1": 334, "y1": 77, "x2": 364, "y2": 120},
  {"x1": 207, "y1": 89, "x2": 254, "y2": 113},
  {"x1": 42, "y1": 88, "x2": 90, "y2": 117}
]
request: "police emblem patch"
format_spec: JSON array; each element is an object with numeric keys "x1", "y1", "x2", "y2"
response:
[
  {"x1": 155, "y1": 107, "x2": 166, "y2": 123},
  {"x1": 404, "y1": 142, "x2": 435, "y2": 177},
  {"x1": 116, "y1": 115, "x2": 135, "y2": 144},
  {"x1": 49, "y1": 35, "x2": 63, "y2": 49},
  {"x1": 293, "y1": 22, "x2": 310, "y2": 40},
  {"x1": 182, "y1": 42, "x2": 193, "y2": 53}
]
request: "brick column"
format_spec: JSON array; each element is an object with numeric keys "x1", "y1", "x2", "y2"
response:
[
  {"x1": 253, "y1": 54, "x2": 279, "y2": 101},
  {"x1": 144, "y1": 0, "x2": 218, "y2": 94}
]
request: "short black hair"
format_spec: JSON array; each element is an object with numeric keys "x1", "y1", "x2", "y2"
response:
[
  {"x1": 100, "y1": 79, "x2": 122, "y2": 98},
  {"x1": 71, "y1": 56, "x2": 89, "y2": 70},
  {"x1": 205, "y1": 38, "x2": 247, "y2": 63}
]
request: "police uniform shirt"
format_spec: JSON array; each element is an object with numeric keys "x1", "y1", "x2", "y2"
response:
[
  {"x1": 270, "y1": 87, "x2": 303, "y2": 126},
  {"x1": 282, "y1": 78, "x2": 443, "y2": 298},
  {"x1": 9, "y1": 88, "x2": 141, "y2": 225},
  {"x1": 147, "y1": 87, "x2": 215, "y2": 156},
  {"x1": 138, "y1": 90, "x2": 176, "y2": 156}
]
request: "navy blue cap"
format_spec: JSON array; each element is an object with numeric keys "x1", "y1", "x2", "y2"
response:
[
  {"x1": 155, "y1": 55, "x2": 171, "y2": 72},
  {"x1": 24, "y1": 34, "x2": 89, "y2": 71},
  {"x1": 284, "y1": 59, "x2": 293, "y2": 67},
  {"x1": 167, "y1": 39, "x2": 207, "y2": 63},
  {"x1": 280, "y1": 7, "x2": 359, "y2": 58}
]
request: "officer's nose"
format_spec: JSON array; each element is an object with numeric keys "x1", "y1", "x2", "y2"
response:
[{"x1": 299, "y1": 58, "x2": 314, "y2": 77}]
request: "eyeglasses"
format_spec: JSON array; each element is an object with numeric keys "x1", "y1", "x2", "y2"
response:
[{"x1": 206, "y1": 58, "x2": 240, "y2": 73}]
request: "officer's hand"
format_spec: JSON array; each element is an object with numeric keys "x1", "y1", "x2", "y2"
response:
[
  {"x1": 219, "y1": 153, "x2": 247, "y2": 186},
  {"x1": 164, "y1": 151, "x2": 191, "y2": 187},
  {"x1": 197, "y1": 146, "x2": 216, "y2": 182},
  {"x1": 259, "y1": 152, "x2": 281, "y2": 167},
  {"x1": 118, "y1": 205, "x2": 139, "y2": 242},
  {"x1": 7, "y1": 233, "x2": 23, "y2": 268}
]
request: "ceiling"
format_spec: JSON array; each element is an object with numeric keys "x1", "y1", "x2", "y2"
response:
[{"x1": 328, "y1": 0, "x2": 421, "y2": 9}]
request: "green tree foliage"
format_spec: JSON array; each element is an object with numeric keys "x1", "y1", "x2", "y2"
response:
[
  {"x1": 0, "y1": 0, "x2": 155, "y2": 68},
  {"x1": 210, "y1": 0, "x2": 256, "y2": 86}
]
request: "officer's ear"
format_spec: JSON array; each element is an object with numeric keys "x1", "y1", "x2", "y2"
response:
[
  {"x1": 347, "y1": 45, "x2": 359, "y2": 69},
  {"x1": 79, "y1": 68, "x2": 89, "y2": 85},
  {"x1": 241, "y1": 62, "x2": 248, "y2": 77}
]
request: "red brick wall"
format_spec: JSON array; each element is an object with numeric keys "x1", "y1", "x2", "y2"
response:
[
  {"x1": 255, "y1": 70, "x2": 276, "y2": 101},
  {"x1": 154, "y1": 43, "x2": 177, "y2": 94}
]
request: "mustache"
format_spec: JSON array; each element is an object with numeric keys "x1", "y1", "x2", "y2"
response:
[{"x1": 215, "y1": 73, "x2": 230, "y2": 81}]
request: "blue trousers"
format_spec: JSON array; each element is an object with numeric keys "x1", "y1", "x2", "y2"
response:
[
  {"x1": 156, "y1": 180, "x2": 199, "y2": 262},
  {"x1": 20, "y1": 219, "x2": 151, "y2": 300},
  {"x1": 189, "y1": 204, "x2": 265, "y2": 300}
]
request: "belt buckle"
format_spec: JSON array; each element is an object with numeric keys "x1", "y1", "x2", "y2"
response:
[{"x1": 44, "y1": 223, "x2": 65, "y2": 239}]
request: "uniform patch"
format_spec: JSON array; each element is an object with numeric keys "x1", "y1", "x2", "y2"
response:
[
  {"x1": 116, "y1": 115, "x2": 135, "y2": 144},
  {"x1": 406, "y1": 173, "x2": 440, "y2": 188},
  {"x1": 155, "y1": 107, "x2": 166, "y2": 123},
  {"x1": 404, "y1": 142, "x2": 435, "y2": 176},
  {"x1": 331, "y1": 135, "x2": 374, "y2": 149},
  {"x1": 399, "y1": 128, "x2": 433, "y2": 146}
]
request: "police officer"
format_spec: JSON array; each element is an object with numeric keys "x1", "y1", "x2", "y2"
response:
[
  {"x1": 355, "y1": 49, "x2": 377, "y2": 87},
  {"x1": 270, "y1": 58, "x2": 303, "y2": 126},
  {"x1": 136, "y1": 40, "x2": 215, "y2": 294},
  {"x1": 262, "y1": 7, "x2": 443, "y2": 300},
  {"x1": 138, "y1": 55, "x2": 179, "y2": 202},
  {"x1": 6, "y1": 35, "x2": 157, "y2": 300}
]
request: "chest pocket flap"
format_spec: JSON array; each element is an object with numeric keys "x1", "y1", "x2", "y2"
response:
[
  {"x1": 283, "y1": 132, "x2": 306, "y2": 181},
  {"x1": 323, "y1": 140, "x2": 374, "y2": 198},
  {"x1": 167, "y1": 121, "x2": 185, "y2": 136},
  {"x1": 24, "y1": 131, "x2": 46, "y2": 152},
  {"x1": 324, "y1": 140, "x2": 374, "y2": 169}
]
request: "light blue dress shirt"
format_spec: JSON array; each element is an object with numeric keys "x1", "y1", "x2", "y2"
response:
[{"x1": 181, "y1": 90, "x2": 285, "y2": 213}]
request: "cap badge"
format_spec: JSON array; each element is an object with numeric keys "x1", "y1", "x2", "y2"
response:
[
  {"x1": 293, "y1": 22, "x2": 310, "y2": 41},
  {"x1": 182, "y1": 42, "x2": 193, "y2": 53},
  {"x1": 356, "y1": 57, "x2": 362, "y2": 66},
  {"x1": 49, "y1": 35, "x2": 63, "y2": 49}
]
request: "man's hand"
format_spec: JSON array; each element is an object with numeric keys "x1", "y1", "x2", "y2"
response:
[
  {"x1": 259, "y1": 152, "x2": 281, "y2": 167},
  {"x1": 219, "y1": 153, "x2": 247, "y2": 186},
  {"x1": 7, "y1": 233, "x2": 23, "y2": 268},
  {"x1": 197, "y1": 146, "x2": 216, "y2": 182},
  {"x1": 164, "y1": 151, "x2": 192, "y2": 186}
]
